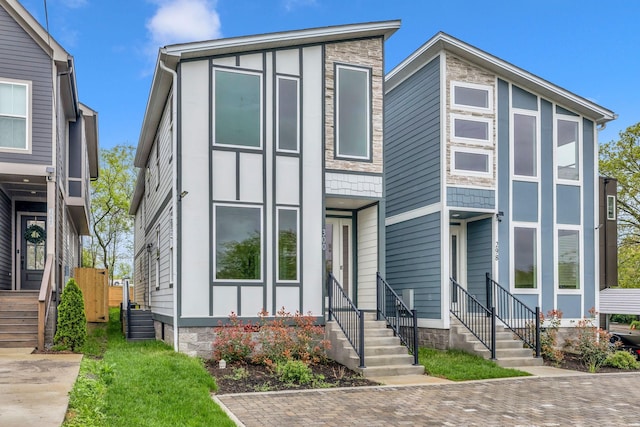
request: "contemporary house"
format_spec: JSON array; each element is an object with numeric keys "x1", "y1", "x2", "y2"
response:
[
  {"x1": 384, "y1": 32, "x2": 616, "y2": 350},
  {"x1": 130, "y1": 21, "x2": 401, "y2": 358},
  {"x1": 0, "y1": 0, "x2": 98, "y2": 348}
]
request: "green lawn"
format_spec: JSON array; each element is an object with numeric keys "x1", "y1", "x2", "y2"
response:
[
  {"x1": 64, "y1": 308, "x2": 235, "y2": 427},
  {"x1": 418, "y1": 347, "x2": 531, "y2": 381}
]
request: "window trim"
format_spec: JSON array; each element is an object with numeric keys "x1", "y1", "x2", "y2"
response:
[
  {"x1": 510, "y1": 108, "x2": 540, "y2": 181},
  {"x1": 275, "y1": 75, "x2": 300, "y2": 154},
  {"x1": 276, "y1": 207, "x2": 300, "y2": 283},
  {"x1": 555, "y1": 115, "x2": 582, "y2": 185},
  {"x1": 0, "y1": 78, "x2": 31, "y2": 153},
  {"x1": 212, "y1": 202, "x2": 264, "y2": 283},
  {"x1": 555, "y1": 226, "x2": 582, "y2": 294},
  {"x1": 450, "y1": 113, "x2": 492, "y2": 146},
  {"x1": 334, "y1": 63, "x2": 372, "y2": 161},
  {"x1": 450, "y1": 81, "x2": 493, "y2": 113},
  {"x1": 607, "y1": 195, "x2": 616, "y2": 221},
  {"x1": 510, "y1": 222, "x2": 540, "y2": 294},
  {"x1": 212, "y1": 68, "x2": 263, "y2": 150},
  {"x1": 450, "y1": 146, "x2": 492, "y2": 178},
  {"x1": 155, "y1": 136, "x2": 160, "y2": 190}
]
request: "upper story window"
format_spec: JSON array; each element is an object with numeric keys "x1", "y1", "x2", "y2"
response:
[
  {"x1": 557, "y1": 118, "x2": 580, "y2": 181},
  {"x1": 276, "y1": 76, "x2": 299, "y2": 153},
  {"x1": 607, "y1": 195, "x2": 616, "y2": 220},
  {"x1": 451, "y1": 81, "x2": 493, "y2": 112},
  {"x1": 513, "y1": 112, "x2": 537, "y2": 177},
  {"x1": 213, "y1": 69, "x2": 262, "y2": 149},
  {"x1": 335, "y1": 64, "x2": 371, "y2": 160},
  {"x1": 0, "y1": 80, "x2": 29, "y2": 151},
  {"x1": 450, "y1": 147, "x2": 492, "y2": 177},
  {"x1": 451, "y1": 114, "x2": 491, "y2": 144}
]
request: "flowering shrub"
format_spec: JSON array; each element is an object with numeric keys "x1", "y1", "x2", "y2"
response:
[
  {"x1": 539, "y1": 309, "x2": 564, "y2": 366},
  {"x1": 573, "y1": 308, "x2": 615, "y2": 373},
  {"x1": 212, "y1": 313, "x2": 256, "y2": 363}
]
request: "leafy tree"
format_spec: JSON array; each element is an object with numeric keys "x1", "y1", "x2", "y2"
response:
[
  {"x1": 216, "y1": 233, "x2": 261, "y2": 280},
  {"x1": 84, "y1": 145, "x2": 136, "y2": 282},
  {"x1": 600, "y1": 122, "x2": 640, "y2": 287},
  {"x1": 54, "y1": 278, "x2": 87, "y2": 351}
]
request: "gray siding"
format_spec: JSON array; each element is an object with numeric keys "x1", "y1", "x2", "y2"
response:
[
  {"x1": 447, "y1": 187, "x2": 495, "y2": 209},
  {"x1": 385, "y1": 57, "x2": 440, "y2": 217},
  {"x1": 497, "y1": 79, "x2": 510, "y2": 286},
  {"x1": 0, "y1": 189, "x2": 10, "y2": 290},
  {"x1": 540, "y1": 100, "x2": 554, "y2": 312},
  {"x1": 386, "y1": 213, "x2": 441, "y2": 319},
  {"x1": 512, "y1": 181, "x2": 538, "y2": 222},
  {"x1": 0, "y1": 5, "x2": 52, "y2": 164},
  {"x1": 583, "y1": 118, "x2": 595, "y2": 312},
  {"x1": 466, "y1": 218, "x2": 492, "y2": 301}
]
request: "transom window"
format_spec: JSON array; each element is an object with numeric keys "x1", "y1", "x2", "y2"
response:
[
  {"x1": 514, "y1": 226, "x2": 537, "y2": 289},
  {"x1": 276, "y1": 76, "x2": 299, "y2": 152},
  {"x1": 0, "y1": 80, "x2": 28, "y2": 150},
  {"x1": 451, "y1": 81, "x2": 493, "y2": 111},
  {"x1": 214, "y1": 205, "x2": 262, "y2": 281},
  {"x1": 451, "y1": 147, "x2": 491, "y2": 176},
  {"x1": 213, "y1": 69, "x2": 262, "y2": 148},
  {"x1": 335, "y1": 64, "x2": 370, "y2": 160},
  {"x1": 557, "y1": 229, "x2": 580, "y2": 290},
  {"x1": 557, "y1": 118, "x2": 579, "y2": 181},
  {"x1": 451, "y1": 114, "x2": 491, "y2": 144},
  {"x1": 513, "y1": 113, "x2": 537, "y2": 177}
]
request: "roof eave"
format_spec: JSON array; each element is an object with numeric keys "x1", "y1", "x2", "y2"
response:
[{"x1": 129, "y1": 168, "x2": 145, "y2": 215}]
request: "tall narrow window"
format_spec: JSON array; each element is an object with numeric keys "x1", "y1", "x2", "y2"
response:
[
  {"x1": 277, "y1": 76, "x2": 299, "y2": 152},
  {"x1": 215, "y1": 205, "x2": 262, "y2": 281},
  {"x1": 514, "y1": 227, "x2": 537, "y2": 289},
  {"x1": 557, "y1": 119, "x2": 579, "y2": 181},
  {"x1": 558, "y1": 229, "x2": 580, "y2": 290},
  {"x1": 169, "y1": 209, "x2": 174, "y2": 287},
  {"x1": 277, "y1": 208, "x2": 298, "y2": 281},
  {"x1": 155, "y1": 225, "x2": 160, "y2": 290},
  {"x1": 0, "y1": 81, "x2": 28, "y2": 150},
  {"x1": 513, "y1": 113, "x2": 537, "y2": 177},
  {"x1": 155, "y1": 137, "x2": 160, "y2": 190},
  {"x1": 336, "y1": 65, "x2": 370, "y2": 159},
  {"x1": 607, "y1": 195, "x2": 616, "y2": 220},
  {"x1": 214, "y1": 70, "x2": 261, "y2": 148}
]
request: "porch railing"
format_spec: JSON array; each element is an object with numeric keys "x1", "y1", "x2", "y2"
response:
[
  {"x1": 486, "y1": 273, "x2": 541, "y2": 357},
  {"x1": 450, "y1": 277, "x2": 496, "y2": 359},
  {"x1": 376, "y1": 273, "x2": 419, "y2": 365},
  {"x1": 327, "y1": 273, "x2": 365, "y2": 368},
  {"x1": 37, "y1": 254, "x2": 54, "y2": 350}
]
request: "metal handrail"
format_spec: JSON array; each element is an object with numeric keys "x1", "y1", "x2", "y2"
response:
[
  {"x1": 486, "y1": 273, "x2": 541, "y2": 357},
  {"x1": 376, "y1": 273, "x2": 419, "y2": 365},
  {"x1": 450, "y1": 278, "x2": 496, "y2": 359},
  {"x1": 327, "y1": 273, "x2": 365, "y2": 368},
  {"x1": 37, "y1": 254, "x2": 54, "y2": 350}
]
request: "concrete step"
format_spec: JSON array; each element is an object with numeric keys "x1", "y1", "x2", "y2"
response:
[
  {"x1": 349, "y1": 353, "x2": 415, "y2": 367},
  {"x1": 364, "y1": 328, "x2": 394, "y2": 338},
  {"x1": 358, "y1": 364, "x2": 424, "y2": 378},
  {"x1": 495, "y1": 356, "x2": 544, "y2": 368},
  {"x1": 364, "y1": 345, "x2": 409, "y2": 357}
]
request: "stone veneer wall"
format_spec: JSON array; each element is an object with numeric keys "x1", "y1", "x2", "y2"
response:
[
  {"x1": 446, "y1": 54, "x2": 496, "y2": 188},
  {"x1": 324, "y1": 37, "x2": 383, "y2": 174},
  {"x1": 418, "y1": 327, "x2": 450, "y2": 350}
]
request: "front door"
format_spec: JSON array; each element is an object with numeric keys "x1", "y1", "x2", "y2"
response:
[
  {"x1": 19, "y1": 215, "x2": 47, "y2": 290},
  {"x1": 325, "y1": 217, "x2": 353, "y2": 299}
]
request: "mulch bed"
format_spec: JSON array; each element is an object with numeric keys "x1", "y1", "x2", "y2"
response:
[
  {"x1": 206, "y1": 360, "x2": 379, "y2": 394},
  {"x1": 545, "y1": 352, "x2": 638, "y2": 373}
]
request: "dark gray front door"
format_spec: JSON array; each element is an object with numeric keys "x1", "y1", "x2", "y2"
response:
[{"x1": 20, "y1": 215, "x2": 46, "y2": 290}]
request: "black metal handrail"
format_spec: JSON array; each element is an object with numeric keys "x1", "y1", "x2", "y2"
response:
[
  {"x1": 486, "y1": 273, "x2": 541, "y2": 357},
  {"x1": 327, "y1": 273, "x2": 365, "y2": 368},
  {"x1": 376, "y1": 273, "x2": 419, "y2": 365},
  {"x1": 450, "y1": 278, "x2": 496, "y2": 359}
]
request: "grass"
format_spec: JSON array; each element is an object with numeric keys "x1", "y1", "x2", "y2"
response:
[
  {"x1": 418, "y1": 347, "x2": 531, "y2": 381},
  {"x1": 64, "y1": 308, "x2": 235, "y2": 427}
]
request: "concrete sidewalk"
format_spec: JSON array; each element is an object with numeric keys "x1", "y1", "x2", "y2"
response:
[{"x1": 0, "y1": 348, "x2": 82, "y2": 427}]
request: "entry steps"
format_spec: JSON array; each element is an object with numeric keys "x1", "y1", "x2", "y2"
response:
[{"x1": 0, "y1": 291, "x2": 38, "y2": 348}]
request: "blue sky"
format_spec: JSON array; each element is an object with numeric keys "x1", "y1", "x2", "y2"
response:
[{"x1": 19, "y1": 0, "x2": 640, "y2": 150}]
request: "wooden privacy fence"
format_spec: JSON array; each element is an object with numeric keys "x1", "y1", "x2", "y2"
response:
[
  {"x1": 74, "y1": 268, "x2": 109, "y2": 322},
  {"x1": 109, "y1": 286, "x2": 134, "y2": 307}
]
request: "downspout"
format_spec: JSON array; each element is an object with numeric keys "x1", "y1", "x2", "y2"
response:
[{"x1": 159, "y1": 58, "x2": 179, "y2": 352}]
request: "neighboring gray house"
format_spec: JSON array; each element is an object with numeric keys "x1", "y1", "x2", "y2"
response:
[
  {"x1": 0, "y1": 0, "x2": 98, "y2": 348},
  {"x1": 384, "y1": 32, "x2": 616, "y2": 348}
]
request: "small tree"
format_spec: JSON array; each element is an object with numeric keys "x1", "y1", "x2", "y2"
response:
[{"x1": 54, "y1": 278, "x2": 87, "y2": 351}]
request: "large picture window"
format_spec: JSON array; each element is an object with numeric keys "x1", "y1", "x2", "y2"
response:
[
  {"x1": 336, "y1": 65, "x2": 370, "y2": 159},
  {"x1": 513, "y1": 113, "x2": 537, "y2": 177},
  {"x1": 557, "y1": 119, "x2": 579, "y2": 181},
  {"x1": 0, "y1": 81, "x2": 28, "y2": 150},
  {"x1": 558, "y1": 229, "x2": 580, "y2": 290},
  {"x1": 277, "y1": 208, "x2": 298, "y2": 281},
  {"x1": 277, "y1": 76, "x2": 299, "y2": 152},
  {"x1": 215, "y1": 205, "x2": 262, "y2": 281},
  {"x1": 514, "y1": 226, "x2": 537, "y2": 289},
  {"x1": 214, "y1": 69, "x2": 261, "y2": 148}
]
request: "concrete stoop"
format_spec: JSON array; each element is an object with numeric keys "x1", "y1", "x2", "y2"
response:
[
  {"x1": 326, "y1": 312, "x2": 424, "y2": 378},
  {"x1": 449, "y1": 317, "x2": 543, "y2": 367}
]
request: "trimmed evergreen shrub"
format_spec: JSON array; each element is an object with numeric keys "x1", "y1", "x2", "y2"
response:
[{"x1": 54, "y1": 278, "x2": 87, "y2": 351}]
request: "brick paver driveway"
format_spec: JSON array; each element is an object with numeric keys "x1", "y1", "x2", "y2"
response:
[{"x1": 217, "y1": 373, "x2": 640, "y2": 426}]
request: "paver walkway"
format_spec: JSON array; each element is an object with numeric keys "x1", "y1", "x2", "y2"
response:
[{"x1": 217, "y1": 372, "x2": 640, "y2": 426}]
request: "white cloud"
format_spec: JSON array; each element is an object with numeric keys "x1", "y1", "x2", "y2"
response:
[
  {"x1": 283, "y1": 0, "x2": 317, "y2": 12},
  {"x1": 147, "y1": 0, "x2": 221, "y2": 47}
]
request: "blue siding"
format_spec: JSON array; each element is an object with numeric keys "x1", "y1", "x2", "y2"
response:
[
  {"x1": 512, "y1": 85, "x2": 538, "y2": 111},
  {"x1": 557, "y1": 185, "x2": 581, "y2": 225},
  {"x1": 497, "y1": 79, "x2": 510, "y2": 286},
  {"x1": 558, "y1": 295, "x2": 581, "y2": 319},
  {"x1": 540, "y1": 100, "x2": 554, "y2": 312},
  {"x1": 386, "y1": 213, "x2": 441, "y2": 319},
  {"x1": 385, "y1": 57, "x2": 440, "y2": 217},
  {"x1": 513, "y1": 294, "x2": 538, "y2": 311},
  {"x1": 583, "y1": 118, "x2": 595, "y2": 313},
  {"x1": 512, "y1": 181, "x2": 538, "y2": 222},
  {"x1": 0, "y1": 189, "x2": 10, "y2": 289},
  {"x1": 447, "y1": 187, "x2": 495, "y2": 209},
  {"x1": 466, "y1": 218, "x2": 492, "y2": 303},
  {"x1": 0, "y1": 5, "x2": 53, "y2": 164}
]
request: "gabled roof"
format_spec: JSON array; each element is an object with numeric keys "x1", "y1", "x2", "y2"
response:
[
  {"x1": 386, "y1": 32, "x2": 616, "y2": 125},
  {"x1": 134, "y1": 20, "x2": 401, "y2": 168}
]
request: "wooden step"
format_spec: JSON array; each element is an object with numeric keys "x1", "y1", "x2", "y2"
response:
[
  {"x1": 0, "y1": 324, "x2": 38, "y2": 333},
  {"x1": 0, "y1": 311, "x2": 37, "y2": 318}
]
